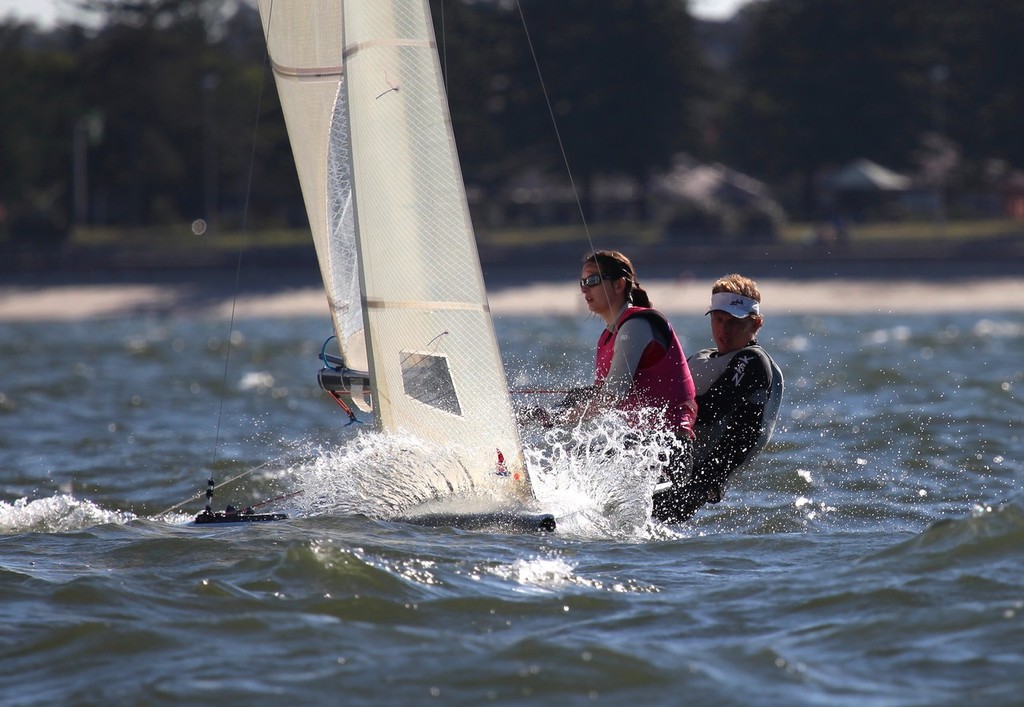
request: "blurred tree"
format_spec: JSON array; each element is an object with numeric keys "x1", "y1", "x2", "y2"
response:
[
  {"x1": 3, "y1": 0, "x2": 1023, "y2": 238},
  {"x1": 919, "y1": 0, "x2": 1024, "y2": 169},
  {"x1": 720, "y1": 0, "x2": 925, "y2": 217},
  {"x1": 429, "y1": 0, "x2": 521, "y2": 188},
  {"x1": 0, "y1": 23, "x2": 81, "y2": 243},
  {"x1": 720, "y1": 0, "x2": 1024, "y2": 219},
  {"x1": 73, "y1": 0, "x2": 285, "y2": 227},
  {"x1": 430, "y1": 0, "x2": 710, "y2": 197},
  {"x1": 508, "y1": 0, "x2": 709, "y2": 210}
]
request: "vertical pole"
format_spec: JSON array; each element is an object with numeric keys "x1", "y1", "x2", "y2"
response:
[
  {"x1": 930, "y1": 64, "x2": 949, "y2": 238},
  {"x1": 72, "y1": 117, "x2": 88, "y2": 227},
  {"x1": 205, "y1": 477, "x2": 215, "y2": 513},
  {"x1": 202, "y1": 74, "x2": 220, "y2": 234}
]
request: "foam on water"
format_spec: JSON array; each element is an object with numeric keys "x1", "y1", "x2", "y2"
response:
[
  {"x1": 488, "y1": 553, "x2": 661, "y2": 593},
  {"x1": 0, "y1": 494, "x2": 135, "y2": 534},
  {"x1": 285, "y1": 431, "x2": 490, "y2": 519},
  {"x1": 264, "y1": 408, "x2": 680, "y2": 541},
  {"x1": 523, "y1": 412, "x2": 682, "y2": 541}
]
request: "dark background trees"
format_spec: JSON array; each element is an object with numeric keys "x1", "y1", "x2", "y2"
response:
[
  {"x1": 1, "y1": 0, "x2": 1022, "y2": 245},
  {"x1": 718, "y1": 0, "x2": 1024, "y2": 219},
  {"x1": 0, "y1": 22, "x2": 81, "y2": 241},
  {"x1": 719, "y1": 0, "x2": 927, "y2": 216}
]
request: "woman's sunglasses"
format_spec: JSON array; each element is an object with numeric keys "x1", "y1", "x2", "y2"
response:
[{"x1": 579, "y1": 273, "x2": 618, "y2": 289}]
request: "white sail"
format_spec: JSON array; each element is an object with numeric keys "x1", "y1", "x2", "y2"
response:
[
  {"x1": 258, "y1": 0, "x2": 530, "y2": 495},
  {"x1": 257, "y1": 1, "x2": 366, "y2": 372}
]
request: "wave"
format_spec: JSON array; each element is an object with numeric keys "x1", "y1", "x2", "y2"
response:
[
  {"x1": 864, "y1": 501, "x2": 1024, "y2": 573},
  {"x1": 0, "y1": 494, "x2": 135, "y2": 535}
]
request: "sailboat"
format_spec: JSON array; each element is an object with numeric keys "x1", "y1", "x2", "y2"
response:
[{"x1": 254, "y1": 0, "x2": 553, "y2": 531}]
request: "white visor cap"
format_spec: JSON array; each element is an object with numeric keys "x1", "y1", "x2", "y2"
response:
[{"x1": 706, "y1": 291, "x2": 760, "y2": 318}]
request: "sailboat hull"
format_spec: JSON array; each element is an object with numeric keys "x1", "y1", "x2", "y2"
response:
[{"x1": 397, "y1": 510, "x2": 556, "y2": 533}]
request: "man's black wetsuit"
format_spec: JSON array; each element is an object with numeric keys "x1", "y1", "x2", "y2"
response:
[{"x1": 654, "y1": 342, "x2": 782, "y2": 522}]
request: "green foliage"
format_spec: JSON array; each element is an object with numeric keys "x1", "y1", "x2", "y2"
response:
[
  {"x1": 430, "y1": 0, "x2": 706, "y2": 189},
  {"x1": 0, "y1": 23, "x2": 81, "y2": 242},
  {"x1": 1, "y1": 0, "x2": 1023, "y2": 242},
  {"x1": 721, "y1": 0, "x2": 924, "y2": 211},
  {"x1": 721, "y1": 0, "x2": 1024, "y2": 216},
  {"x1": 71, "y1": 0, "x2": 287, "y2": 226},
  {"x1": 505, "y1": 0, "x2": 706, "y2": 181}
]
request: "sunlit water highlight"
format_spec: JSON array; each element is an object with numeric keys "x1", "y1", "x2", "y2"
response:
[{"x1": 1, "y1": 310, "x2": 1022, "y2": 704}]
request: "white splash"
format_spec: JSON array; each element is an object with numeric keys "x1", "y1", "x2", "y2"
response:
[
  {"x1": 491, "y1": 555, "x2": 585, "y2": 589},
  {"x1": 285, "y1": 431, "x2": 487, "y2": 519},
  {"x1": 524, "y1": 413, "x2": 672, "y2": 541},
  {"x1": 281, "y1": 412, "x2": 677, "y2": 541},
  {"x1": 238, "y1": 371, "x2": 275, "y2": 391},
  {"x1": 488, "y1": 553, "x2": 660, "y2": 593},
  {"x1": 0, "y1": 494, "x2": 135, "y2": 535}
]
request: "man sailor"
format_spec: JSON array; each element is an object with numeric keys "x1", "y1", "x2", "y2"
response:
[{"x1": 663, "y1": 274, "x2": 784, "y2": 522}]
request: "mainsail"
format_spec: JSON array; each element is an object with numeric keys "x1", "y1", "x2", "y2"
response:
[{"x1": 258, "y1": 0, "x2": 530, "y2": 495}]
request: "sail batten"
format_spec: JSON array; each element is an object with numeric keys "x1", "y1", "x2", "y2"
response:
[
  {"x1": 365, "y1": 299, "x2": 490, "y2": 313},
  {"x1": 270, "y1": 62, "x2": 344, "y2": 79},
  {"x1": 345, "y1": 38, "x2": 435, "y2": 56}
]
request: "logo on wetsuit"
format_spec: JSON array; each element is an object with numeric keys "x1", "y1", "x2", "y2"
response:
[{"x1": 731, "y1": 354, "x2": 755, "y2": 386}]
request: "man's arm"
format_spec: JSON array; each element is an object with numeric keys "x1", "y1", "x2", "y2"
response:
[{"x1": 693, "y1": 351, "x2": 774, "y2": 492}]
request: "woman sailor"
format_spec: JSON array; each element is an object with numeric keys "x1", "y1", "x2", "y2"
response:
[{"x1": 543, "y1": 250, "x2": 699, "y2": 522}]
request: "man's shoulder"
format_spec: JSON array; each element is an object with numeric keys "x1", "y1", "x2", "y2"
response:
[
  {"x1": 687, "y1": 347, "x2": 718, "y2": 363},
  {"x1": 733, "y1": 342, "x2": 770, "y2": 368},
  {"x1": 725, "y1": 346, "x2": 774, "y2": 388},
  {"x1": 688, "y1": 345, "x2": 770, "y2": 367},
  {"x1": 738, "y1": 344, "x2": 776, "y2": 367}
]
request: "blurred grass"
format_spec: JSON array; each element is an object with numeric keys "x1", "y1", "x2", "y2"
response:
[
  {"x1": 477, "y1": 218, "x2": 1024, "y2": 247},
  {"x1": 779, "y1": 218, "x2": 1023, "y2": 243},
  {"x1": 64, "y1": 217, "x2": 1023, "y2": 252},
  {"x1": 69, "y1": 224, "x2": 309, "y2": 250}
]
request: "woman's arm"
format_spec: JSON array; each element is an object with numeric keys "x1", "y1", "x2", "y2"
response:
[{"x1": 560, "y1": 318, "x2": 661, "y2": 423}]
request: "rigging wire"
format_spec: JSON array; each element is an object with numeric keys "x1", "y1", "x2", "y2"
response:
[
  {"x1": 514, "y1": 0, "x2": 598, "y2": 259},
  {"x1": 439, "y1": 0, "x2": 448, "y2": 86},
  {"x1": 513, "y1": 0, "x2": 617, "y2": 402},
  {"x1": 510, "y1": 388, "x2": 573, "y2": 395},
  {"x1": 156, "y1": 458, "x2": 275, "y2": 518},
  {"x1": 205, "y1": 1, "x2": 275, "y2": 497}
]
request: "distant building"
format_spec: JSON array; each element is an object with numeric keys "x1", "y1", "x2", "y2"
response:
[
  {"x1": 820, "y1": 159, "x2": 912, "y2": 223},
  {"x1": 468, "y1": 168, "x2": 646, "y2": 229},
  {"x1": 1003, "y1": 170, "x2": 1024, "y2": 220},
  {"x1": 649, "y1": 155, "x2": 785, "y2": 243},
  {"x1": 467, "y1": 155, "x2": 785, "y2": 244}
]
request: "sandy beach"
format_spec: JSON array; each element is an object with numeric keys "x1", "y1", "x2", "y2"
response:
[{"x1": 1, "y1": 274, "x2": 1022, "y2": 322}]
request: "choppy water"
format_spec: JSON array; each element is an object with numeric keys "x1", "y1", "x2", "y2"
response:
[{"x1": 1, "y1": 305, "x2": 1022, "y2": 705}]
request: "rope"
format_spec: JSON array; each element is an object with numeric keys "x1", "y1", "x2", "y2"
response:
[
  {"x1": 511, "y1": 388, "x2": 573, "y2": 395},
  {"x1": 327, "y1": 390, "x2": 363, "y2": 425},
  {"x1": 204, "y1": 0, "x2": 276, "y2": 504},
  {"x1": 514, "y1": 0, "x2": 598, "y2": 259},
  {"x1": 156, "y1": 458, "x2": 276, "y2": 518},
  {"x1": 249, "y1": 489, "x2": 304, "y2": 511}
]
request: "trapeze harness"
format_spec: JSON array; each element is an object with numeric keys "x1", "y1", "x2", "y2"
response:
[{"x1": 594, "y1": 306, "x2": 697, "y2": 436}]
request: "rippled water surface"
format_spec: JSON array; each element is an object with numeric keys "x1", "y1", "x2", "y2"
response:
[{"x1": 1, "y1": 308, "x2": 1022, "y2": 705}]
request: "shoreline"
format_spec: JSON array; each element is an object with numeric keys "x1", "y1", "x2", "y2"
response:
[{"x1": 2, "y1": 274, "x2": 1023, "y2": 321}]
